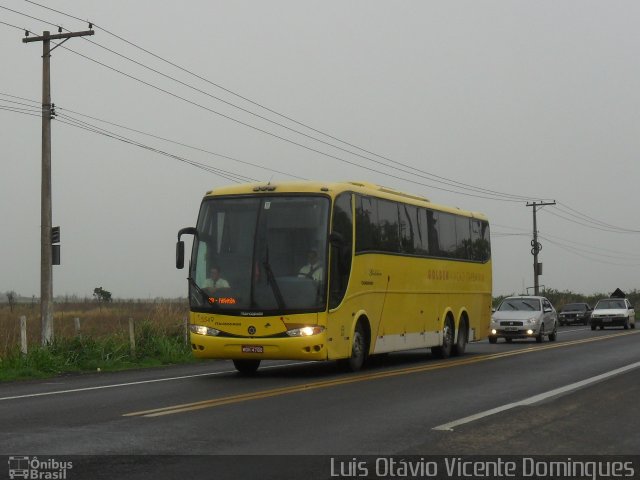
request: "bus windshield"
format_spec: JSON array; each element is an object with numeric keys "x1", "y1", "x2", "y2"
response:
[{"x1": 190, "y1": 195, "x2": 330, "y2": 314}]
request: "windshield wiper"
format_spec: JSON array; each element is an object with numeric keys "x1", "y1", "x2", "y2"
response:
[
  {"x1": 263, "y1": 246, "x2": 286, "y2": 310},
  {"x1": 188, "y1": 276, "x2": 212, "y2": 306}
]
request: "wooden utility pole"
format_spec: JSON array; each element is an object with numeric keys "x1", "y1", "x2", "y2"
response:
[
  {"x1": 526, "y1": 200, "x2": 556, "y2": 296},
  {"x1": 23, "y1": 29, "x2": 94, "y2": 345}
]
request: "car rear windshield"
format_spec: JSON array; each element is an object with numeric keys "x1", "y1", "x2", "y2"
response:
[
  {"x1": 562, "y1": 303, "x2": 586, "y2": 311},
  {"x1": 595, "y1": 299, "x2": 626, "y2": 310}
]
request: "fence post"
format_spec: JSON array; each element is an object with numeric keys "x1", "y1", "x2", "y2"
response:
[
  {"x1": 20, "y1": 316, "x2": 27, "y2": 355},
  {"x1": 74, "y1": 317, "x2": 81, "y2": 338},
  {"x1": 128, "y1": 317, "x2": 136, "y2": 357},
  {"x1": 183, "y1": 314, "x2": 189, "y2": 347}
]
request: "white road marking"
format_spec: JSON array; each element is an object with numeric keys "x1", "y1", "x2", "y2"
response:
[
  {"x1": 560, "y1": 327, "x2": 590, "y2": 334},
  {"x1": 0, "y1": 361, "x2": 307, "y2": 402},
  {"x1": 433, "y1": 360, "x2": 640, "y2": 431}
]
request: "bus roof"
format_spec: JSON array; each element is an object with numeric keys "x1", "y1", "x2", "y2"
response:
[{"x1": 204, "y1": 181, "x2": 488, "y2": 221}]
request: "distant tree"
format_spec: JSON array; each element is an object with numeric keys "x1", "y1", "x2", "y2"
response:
[
  {"x1": 93, "y1": 287, "x2": 113, "y2": 309},
  {"x1": 6, "y1": 291, "x2": 17, "y2": 312}
]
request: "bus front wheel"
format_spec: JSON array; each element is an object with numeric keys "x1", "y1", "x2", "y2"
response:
[
  {"x1": 341, "y1": 322, "x2": 369, "y2": 372},
  {"x1": 233, "y1": 359, "x2": 261, "y2": 375}
]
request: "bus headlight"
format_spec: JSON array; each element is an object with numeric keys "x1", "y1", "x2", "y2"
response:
[
  {"x1": 189, "y1": 324, "x2": 221, "y2": 336},
  {"x1": 286, "y1": 326, "x2": 325, "y2": 337}
]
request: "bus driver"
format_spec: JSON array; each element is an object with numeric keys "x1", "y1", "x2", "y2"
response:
[
  {"x1": 203, "y1": 265, "x2": 230, "y2": 292},
  {"x1": 298, "y1": 250, "x2": 323, "y2": 282}
]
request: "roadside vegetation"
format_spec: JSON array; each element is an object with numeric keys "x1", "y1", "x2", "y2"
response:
[{"x1": 0, "y1": 299, "x2": 194, "y2": 382}]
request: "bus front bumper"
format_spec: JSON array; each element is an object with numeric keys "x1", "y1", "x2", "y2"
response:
[{"x1": 189, "y1": 331, "x2": 328, "y2": 361}]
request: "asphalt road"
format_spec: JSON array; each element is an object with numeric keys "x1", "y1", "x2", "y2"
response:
[{"x1": 1, "y1": 325, "x2": 639, "y2": 478}]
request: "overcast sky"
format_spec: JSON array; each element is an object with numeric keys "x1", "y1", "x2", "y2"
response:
[{"x1": 1, "y1": 1, "x2": 639, "y2": 300}]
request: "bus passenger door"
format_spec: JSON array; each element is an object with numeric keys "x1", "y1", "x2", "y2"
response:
[{"x1": 327, "y1": 193, "x2": 353, "y2": 358}]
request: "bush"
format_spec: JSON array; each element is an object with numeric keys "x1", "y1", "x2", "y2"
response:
[{"x1": 0, "y1": 322, "x2": 193, "y2": 382}]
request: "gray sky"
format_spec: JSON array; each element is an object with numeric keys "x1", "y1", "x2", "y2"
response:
[{"x1": 2, "y1": 1, "x2": 639, "y2": 300}]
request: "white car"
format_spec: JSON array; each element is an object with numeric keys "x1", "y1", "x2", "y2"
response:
[
  {"x1": 590, "y1": 298, "x2": 636, "y2": 330},
  {"x1": 490, "y1": 296, "x2": 558, "y2": 343}
]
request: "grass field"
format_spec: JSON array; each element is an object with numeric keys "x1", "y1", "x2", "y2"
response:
[{"x1": 0, "y1": 300, "x2": 194, "y2": 381}]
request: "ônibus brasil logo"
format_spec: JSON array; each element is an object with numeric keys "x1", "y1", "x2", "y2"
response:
[{"x1": 8, "y1": 456, "x2": 73, "y2": 479}]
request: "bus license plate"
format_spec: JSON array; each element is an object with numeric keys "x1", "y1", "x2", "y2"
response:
[{"x1": 242, "y1": 345, "x2": 264, "y2": 353}]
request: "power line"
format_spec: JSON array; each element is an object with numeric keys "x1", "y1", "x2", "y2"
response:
[
  {"x1": 554, "y1": 202, "x2": 640, "y2": 233},
  {"x1": 538, "y1": 235, "x2": 640, "y2": 267},
  {"x1": 0, "y1": 18, "x2": 25, "y2": 31},
  {"x1": 544, "y1": 208, "x2": 640, "y2": 234},
  {"x1": 49, "y1": 43, "x2": 539, "y2": 201},
  {"x1": 0, "y1": 4, "x2": 57, "y2": 29},
  {"x1": 58, "y1": 43, "x2": 532, "y2": 202},
  {"x1": 538, "y1": 230, "x2": 640, "y2": 260},
  {"x1": 23, "y1": 0, "x2": 539, "y2": 201},
  {"x1": 56, "y1": 108, "x2": 309, "y2": 181},
  {"x1": 0, "y1": 97, "x2": 41, "y2": 110},
  {"x1": 0, "y1": 90, "x2": 307, "y2": 181},
  {"x1": 0, "y1": 92, "x2": 41, "y2": 104},
  {"x1": 0, "y1": 105, "x2": 41, "y2": 117},
  {"x1": 54, "y1": 114, "x2": 257, "y2": 184},
  {"x1": 16, "y1": 1, "x2": 544, "y2": 203},
  {"x1": 0, "y1": 95, "x2": 257, "y2": 184}
]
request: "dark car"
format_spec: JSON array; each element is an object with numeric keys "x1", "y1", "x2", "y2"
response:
[{"x1": 558, "y1": 302, "x2": 592, "y2": 326}]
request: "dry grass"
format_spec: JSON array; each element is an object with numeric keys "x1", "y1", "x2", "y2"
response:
[{"x1": 0, "y1": 300, "x2": 188, "y2": 358}]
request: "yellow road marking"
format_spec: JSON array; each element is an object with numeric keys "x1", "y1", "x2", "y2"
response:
[{"x1": 124, "y1": 330, "x2": 639, "y2": 417}]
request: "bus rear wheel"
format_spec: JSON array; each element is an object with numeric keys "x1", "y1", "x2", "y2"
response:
[
  {"x1": 452, "y1": 319, "x2": 468, "y2": 356},
  {"x1": 233, "y1": 359, "x2": 261, "y2": 375},
  {"x1": 432, "y1": 318, "x2": 454, "y2": 359}
]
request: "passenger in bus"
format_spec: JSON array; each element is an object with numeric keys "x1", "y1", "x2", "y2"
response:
[
  {"x1": 203, "y1": 265, "x2": 230, "y2": 292},
  {"x1": 298, "y1": 249, "x2": 323, "y2": 282}
]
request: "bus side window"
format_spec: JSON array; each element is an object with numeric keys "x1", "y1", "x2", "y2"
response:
[
  {"x1": 415, "y1": 208, "x2": 429, "y2": 255},
  {"x1": 377, "y1": 199, "x2": 401, "y2": 253},
  {"x1": 455, "y1": 216, "x2": 471, "y2": 260},
  {"x1": 355, "y1": 195, "x2": 379, "y2": 252},
  {"x1": 399, "y1": 204, "x2": 416, "y2": 254}
]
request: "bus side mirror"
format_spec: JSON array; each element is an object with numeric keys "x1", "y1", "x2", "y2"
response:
[
  {"x1": 176, "y1": 227, "x2": 197, "y2": 270},
  {"x1": 176, "y1": 241, "x2": 185, "y2": 269}
]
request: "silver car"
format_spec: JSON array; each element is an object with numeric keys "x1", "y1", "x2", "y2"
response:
[{"x1": 490, "y1": 296, "x2": 558, "y2": 343}]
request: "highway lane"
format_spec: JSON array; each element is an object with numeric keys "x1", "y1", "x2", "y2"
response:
[{"x1": 1, "y1": 325, "x2": 639, "y2": 457}]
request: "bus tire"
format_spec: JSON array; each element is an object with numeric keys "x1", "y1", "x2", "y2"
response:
[
  {"x1": 340, "y1": 321, "x2": 369, "y2": 372},
  {"x1": 432, "y1": 317, "x2": 454, "y2": 359},
  {"x1": 452, "y1": 318, "x2": 468, "y2": 356},
  {"x1": 233, "y1": 359, "x2": 261, "y2": 375}
]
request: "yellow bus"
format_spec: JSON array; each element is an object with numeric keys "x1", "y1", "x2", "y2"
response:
[{"x1": 176, "y1": 181, "x2": 492, "y2": 374}]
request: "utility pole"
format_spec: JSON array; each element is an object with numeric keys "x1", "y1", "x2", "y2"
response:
[
  {"x1": 526, "y1": 200, "x2": 556, "y2": 296},
  {"x1": 23, "y1": 28, "x2": 94, "y2": 345}
]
